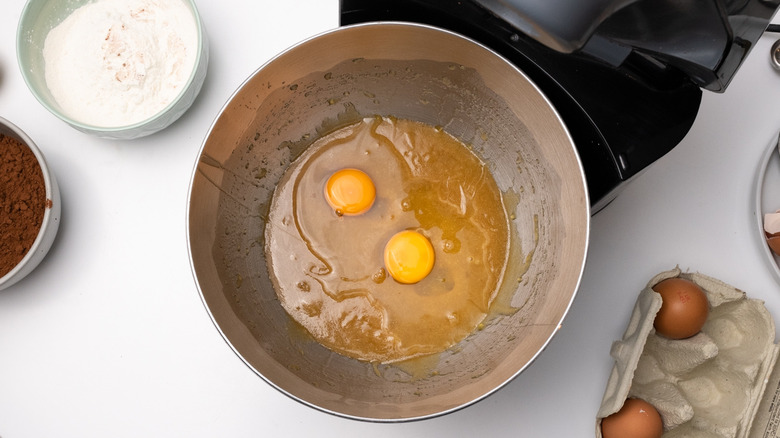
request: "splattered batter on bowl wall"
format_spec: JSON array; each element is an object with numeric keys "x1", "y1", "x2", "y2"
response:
[{"x1": 264, "y1": 116, "x2": 512, "y2": 363}]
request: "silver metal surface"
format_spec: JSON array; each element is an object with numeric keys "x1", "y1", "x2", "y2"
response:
[
  {"x1": 187, "y1": 22, "x2": 590, "y2": 421},
  {"x1": 772, "y1": 39, "x2": 780, "y2": 70}
]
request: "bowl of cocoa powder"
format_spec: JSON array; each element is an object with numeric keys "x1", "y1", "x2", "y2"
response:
[{"x1": 0, "y1": 116, "x2": 61, "y2": 290}]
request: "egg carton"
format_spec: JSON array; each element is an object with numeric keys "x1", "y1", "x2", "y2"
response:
[{"x1": 596, "y1": 267, "x2": 780, "y2": 438}]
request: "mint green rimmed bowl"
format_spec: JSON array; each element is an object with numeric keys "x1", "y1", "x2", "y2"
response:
[{"x1": 16, "y1": 0, "x2": 209, "y2": 140}]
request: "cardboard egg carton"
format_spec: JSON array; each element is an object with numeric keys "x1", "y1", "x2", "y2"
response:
[{"x1": 596, "y1": 267, "x2": 780, "y2": 438}]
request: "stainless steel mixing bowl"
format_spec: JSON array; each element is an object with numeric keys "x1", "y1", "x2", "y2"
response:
[{"x1": 187, "y1": 22, "x2": 589, "y2": 421}]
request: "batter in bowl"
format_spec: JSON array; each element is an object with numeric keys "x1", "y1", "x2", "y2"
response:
[{"x1": 264, "y1": 116, "x2": 511, "y2": 363}]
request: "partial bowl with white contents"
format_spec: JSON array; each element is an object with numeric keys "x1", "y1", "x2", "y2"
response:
[{"x1": 17, "y1": 0, "x2": 209, "y2": 140}]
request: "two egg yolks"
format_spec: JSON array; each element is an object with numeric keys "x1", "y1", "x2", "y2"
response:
[{"x1": 324, "y1": 168, "x2": 434, "y2": 284}]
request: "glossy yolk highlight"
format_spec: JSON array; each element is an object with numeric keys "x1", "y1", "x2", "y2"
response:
[
  {"x1": 324, "y1": 168, "x2": 376, "y2": 216},
  {"x1": 384, "y1": 230, "x2": 435, "y2": 284}
]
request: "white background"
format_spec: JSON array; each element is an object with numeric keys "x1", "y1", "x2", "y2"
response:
[{"x1": 2, "y1": 1, "x2": 780, "y2": 436}]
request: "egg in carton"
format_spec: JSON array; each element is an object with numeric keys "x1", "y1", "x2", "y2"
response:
[{"x1": 596, "y1": 267, "x2": 780, "y2": 438}]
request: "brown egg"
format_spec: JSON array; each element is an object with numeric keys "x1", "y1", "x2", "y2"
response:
[
  {"x1": 652, "y1": 277, "x2": 709, "y2": 339},
  {"x1": 766, "y1": 232, "x2": 780, "y2": 256},
  {"x1": 601, "y1": 398, "x2": 663, "y2": 438}
]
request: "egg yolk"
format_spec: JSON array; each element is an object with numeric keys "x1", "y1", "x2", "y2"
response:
[
  {"x1": 324, "y1": 168, "x2": 376, "y2": 216},
  {"x1": 384, "y1": 230, "x2": 435, "y2": 284}
]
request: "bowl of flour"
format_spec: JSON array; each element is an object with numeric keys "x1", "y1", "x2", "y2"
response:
[{"x1": 17, "y1": 0, "x2": 208, "y2": 140}]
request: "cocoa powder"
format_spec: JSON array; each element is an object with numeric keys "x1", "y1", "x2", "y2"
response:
[{"x1": 0, "y1": 134, "x2": 46, "y2": 278}]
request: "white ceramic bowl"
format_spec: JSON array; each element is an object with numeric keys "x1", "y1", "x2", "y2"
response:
[
  {"x1": 16, "y1": 0, "x2": 209, "y2": 140},
  {"x1": 753, "y1": 133, "x2": 780, "y2": 285},
  {"x1": 0, "y1": 116, "x2": 61, "y2": 291}
]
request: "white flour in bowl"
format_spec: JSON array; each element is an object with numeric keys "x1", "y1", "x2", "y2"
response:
[{"x1": 42, "y1": 0, "x2": 198, "y2": 128}]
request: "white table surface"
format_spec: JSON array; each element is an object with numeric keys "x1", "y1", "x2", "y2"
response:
[{"x1": 3, "y1": 1, "x2": 780, "y2": 437}]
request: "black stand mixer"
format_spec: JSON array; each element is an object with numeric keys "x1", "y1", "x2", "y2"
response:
[{"x1": 341, "y1": 0, "x2": 780, "y2": 211}]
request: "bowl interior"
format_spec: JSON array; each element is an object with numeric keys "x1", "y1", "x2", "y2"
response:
[
  {"x1": 17, "y1": 0, "x2": 83, "y2": 120},
  {"x1": 17, "y1": 0, "x2": 206, "y2": 136},
  {"x1": 754, "y1": 134, "x2": 780, "y2": 285},
  {"x1": 188, "y1": 23, "x2": 589, "y2": 421}
]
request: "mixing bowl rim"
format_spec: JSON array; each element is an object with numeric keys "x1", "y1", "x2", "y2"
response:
[{"x1": 185, "y1": 20, "x2": 591, "y2": 422}]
